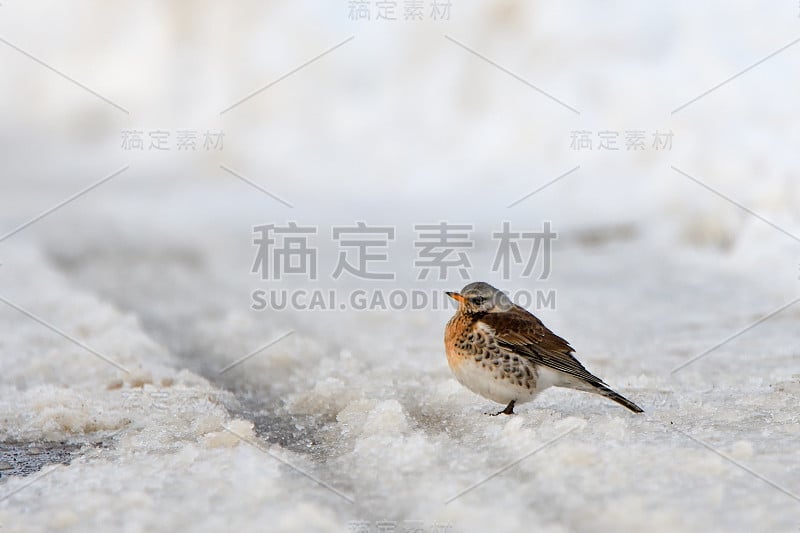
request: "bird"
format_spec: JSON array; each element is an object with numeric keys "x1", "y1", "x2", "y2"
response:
[{"x1": 444, "y1": 282, "x2": 643, "y2": 415}]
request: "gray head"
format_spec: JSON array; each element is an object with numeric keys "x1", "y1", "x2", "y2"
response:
[{"x1": 446, "y1": 282, "x2": 514, "y2": 314}]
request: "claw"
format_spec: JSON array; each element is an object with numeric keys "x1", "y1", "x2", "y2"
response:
[{"x1": 488, "y1": 400, "x2": 516, "y2": 416}]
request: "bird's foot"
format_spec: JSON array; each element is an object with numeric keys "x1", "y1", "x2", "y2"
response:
[{"x1": 489, "y1": 400, "x2": 516, "y2": 416}]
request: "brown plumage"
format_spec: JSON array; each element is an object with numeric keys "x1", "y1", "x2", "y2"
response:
[{"x1": 445, "y1": 282, "x2": 643, "y2": 415}]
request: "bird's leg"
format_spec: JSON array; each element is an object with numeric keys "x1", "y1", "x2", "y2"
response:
[{"x1": 490, "y1": 400, "x2": 516, "y2": 416}]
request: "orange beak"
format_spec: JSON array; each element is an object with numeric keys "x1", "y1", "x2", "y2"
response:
[{"x1": 446, "y1": 291, "x2": 465, "y2": 303}]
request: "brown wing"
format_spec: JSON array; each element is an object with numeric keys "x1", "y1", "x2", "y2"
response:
[{"x1": 479, "y1": 306, "x2": 608, "y2": 387}]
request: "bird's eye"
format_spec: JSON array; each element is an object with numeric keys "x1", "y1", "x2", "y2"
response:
[{"x1": 471, "y1": 296, "x2": 485, "y2": 305}]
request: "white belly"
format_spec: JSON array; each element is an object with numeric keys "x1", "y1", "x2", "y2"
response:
[{"x1": 451, "y1": 358, "x2": 545, "y2": 405}]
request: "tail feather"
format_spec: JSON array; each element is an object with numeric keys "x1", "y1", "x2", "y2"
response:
[
  {"x1": 539, "y1": 366, "x2": 644, "y2": 413},
  {"x1": 594, "y1": 383, "x2": 644, "y2": 413}
]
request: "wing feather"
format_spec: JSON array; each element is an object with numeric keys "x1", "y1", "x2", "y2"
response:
[{"x1": 479, "y1": 307, "x2": 607, "y2": 386}]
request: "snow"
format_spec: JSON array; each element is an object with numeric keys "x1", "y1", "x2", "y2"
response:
[{"x1": 1, "y1": 2, "x2": 800, "y2": 532}]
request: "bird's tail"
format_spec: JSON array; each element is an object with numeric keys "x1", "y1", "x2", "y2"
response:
[
  {"x1": 592, "y1": 383, "x2": 644, "y2": 413},
  {"x1": 543, "y1": 366, "x2": 644, "y2": 413}
]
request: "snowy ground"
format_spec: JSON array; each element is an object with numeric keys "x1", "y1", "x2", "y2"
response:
[{"x1": 1, "y1": 2, "x2": 800, "y2": 533}]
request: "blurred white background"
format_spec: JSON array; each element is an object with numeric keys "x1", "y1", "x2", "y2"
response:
[{"x1": 1, "y1": 1, "x2": 799, "y2": 236}]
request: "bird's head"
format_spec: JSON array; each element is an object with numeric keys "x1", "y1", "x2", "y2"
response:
[{"x1": 446, "y1": 282, "x2": 514, "y2": 314}]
